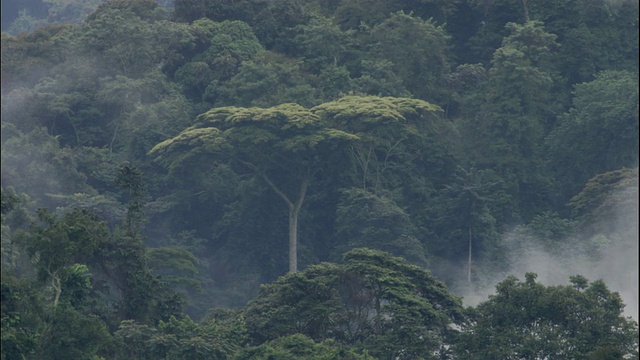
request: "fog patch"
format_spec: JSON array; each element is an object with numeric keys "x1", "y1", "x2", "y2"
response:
[{"x1": 456, "y1": 180, "x2": 638, "y2": 321}]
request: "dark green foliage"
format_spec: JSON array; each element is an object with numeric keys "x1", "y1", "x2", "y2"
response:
[
  {"x1": 115, "y1": 164, "x2": 147, "y2": 237},
  {"x1": 81, "y1": 1, "x2": 190, "y2": 78},
  {"x1": 427, "y1": 167, "x2": 505, "y2": 285},
  {"x1": 312, "y1": 95, "x2": 454, "y2": 195},
  {"x1": 37, "y1": 303, "x2": 113, "y2": 360},
  {"x1": 290, "y1": 15, "x2": 355, "y2": 72},
  {"x1": 244, "y1": 248, "x2": 465, "y2": 359},
  {"x1": 1, "y1": 276, "x2": 43, "y2": 360},
  {"x1": 334, "y1": 188, "x2": 427, "y2": 266},
  {"x1": 150, "y1": 100, "x2": 359, "y2": 274},
  {"x1": 459, "y1": 21, "x2": 562, "y2": 221},
  {"x1": 455, "y1": 273, "x2": 639, "y2": 359},
  {"x1": 0, "y1": 187, "x2": 34, "y2": 271},
  {"x1": 15, "y1": 208, "x2": 108, "y2": 306},
  {"x1": 369, "y1": 12, "x2": 451, "y2": 102},
  {"x1": 192, "y1": 19, "x2": 264, "y2": 76},
  {"x1": 212, "y1": 51, "x2": 319, "y2": 108},
  {"x1": 547, "y1": 70, "x2": 639, "y2": 202},
  {"x1": 1, "y1": 188, "x2": 20, "y2": 215},
  {"x1": 174, "y1": 0, "x2": 310, "y2": 50},
  {"x1": 99, "y1": 229, "x2": 186, "y2": 324},
  {"x1": 1, "y1": 0, "x2": 638, "y2": 356}
]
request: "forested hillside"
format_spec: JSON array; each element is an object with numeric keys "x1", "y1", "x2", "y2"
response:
[{"x1": 1, "y1": 0, "x2": 638, "y2": 359}]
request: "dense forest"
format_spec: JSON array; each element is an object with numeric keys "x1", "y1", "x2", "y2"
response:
[{"x1": 1, "y1": 0, "x2": 638, "y2": 359}]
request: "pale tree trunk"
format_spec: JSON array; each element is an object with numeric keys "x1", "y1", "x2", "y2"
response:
[
  {"x1": 262, "y1": 170, "x2": 310, "y2": 273},
  {"x1": 468, "y1": 226, "x2": 472, "y2": 284},
  {"x1": 288, "y1": 206, "x2": 299, "y2": 273},
  {"x1": 520, "y1": 0, "x2": 530, "y2": 22},
  {"x1": 48, "y1": 269, "x2": 62, "y2": 309}
]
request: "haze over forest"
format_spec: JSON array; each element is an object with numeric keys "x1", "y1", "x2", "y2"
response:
[{"x1": 1, "y1": 0, "x2": 638, "y2": 359}]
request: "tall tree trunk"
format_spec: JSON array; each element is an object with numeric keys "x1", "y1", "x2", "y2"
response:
[
  {"x1": 520, "y1": 0, "x2": 530, "y2": 22},
  {"x1": 261, "y1": 170, "x2": 310, "y2": 273},
  {"x1": 289, "y1": 205, "x2": 299, "y2": 273},
  {"x1": 468, "y1": 225, "x2": 472, "y2": 284},
  {"x1": 51, "y1": 272, "x2": 62, "y2": 309}
]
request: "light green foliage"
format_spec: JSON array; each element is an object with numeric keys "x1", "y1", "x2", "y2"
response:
[
  {"x1": 235, "y1": 333, "x2": 374, "y2": 360},
  {"x1": 244, "y1": 248, "x2": 464, "y2": 359},
  {"x1": 57, "y1": 263, "x2": 92, "y2": 308},
  {"x1": 147, "y1": 246, "x2": 202, "y2": 292},
  {"x1": 115, "y1": 313, "x2": 244, "y2": 360},
  {"x1": 312, "y1": 95, "x2": 450, "y2": 195},
  {"x1": 312, "y1": 95, "x2": 442, "y2": 135},
  {"x1": 568, "y1": 168, "x2": 638, "y2": 219},
  {"x1": 150, "y1": 127, "x2": 227, "y2": 172},
  {"x1": 7, "y1": 199, "x2": 184, "y2": 326},
  {"x1": 3, "y1": 208, "x2": 114, "y2": 359},
  {"x1": 1, "y1": 273, "x2": 113, "y2": 359},
  {"x1": 150, "y1": 102, "x2": 357, "y2": 173},
  {"x1": 455, "y1": 273, "x2": 639, "y2": 359}
]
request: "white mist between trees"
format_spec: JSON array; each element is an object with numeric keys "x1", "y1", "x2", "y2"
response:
[{"x1": 457, "y1": 183, "x2": 639, "y2": 321}]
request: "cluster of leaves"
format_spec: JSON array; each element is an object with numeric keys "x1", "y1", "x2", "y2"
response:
[
  {"x1": 457, "y1": 273, "x2": 638, "y2": 359},
  {"x1": 1, "y1": 0, "x2": 638, "y2": 358},
  {"x1": 4, "y1": 227, "x2": 636, "y2": 360}
]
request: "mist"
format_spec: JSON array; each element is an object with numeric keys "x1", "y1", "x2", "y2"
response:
[{"x1": 457, "y1": 180, "x2": 639, "y2": 321}]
